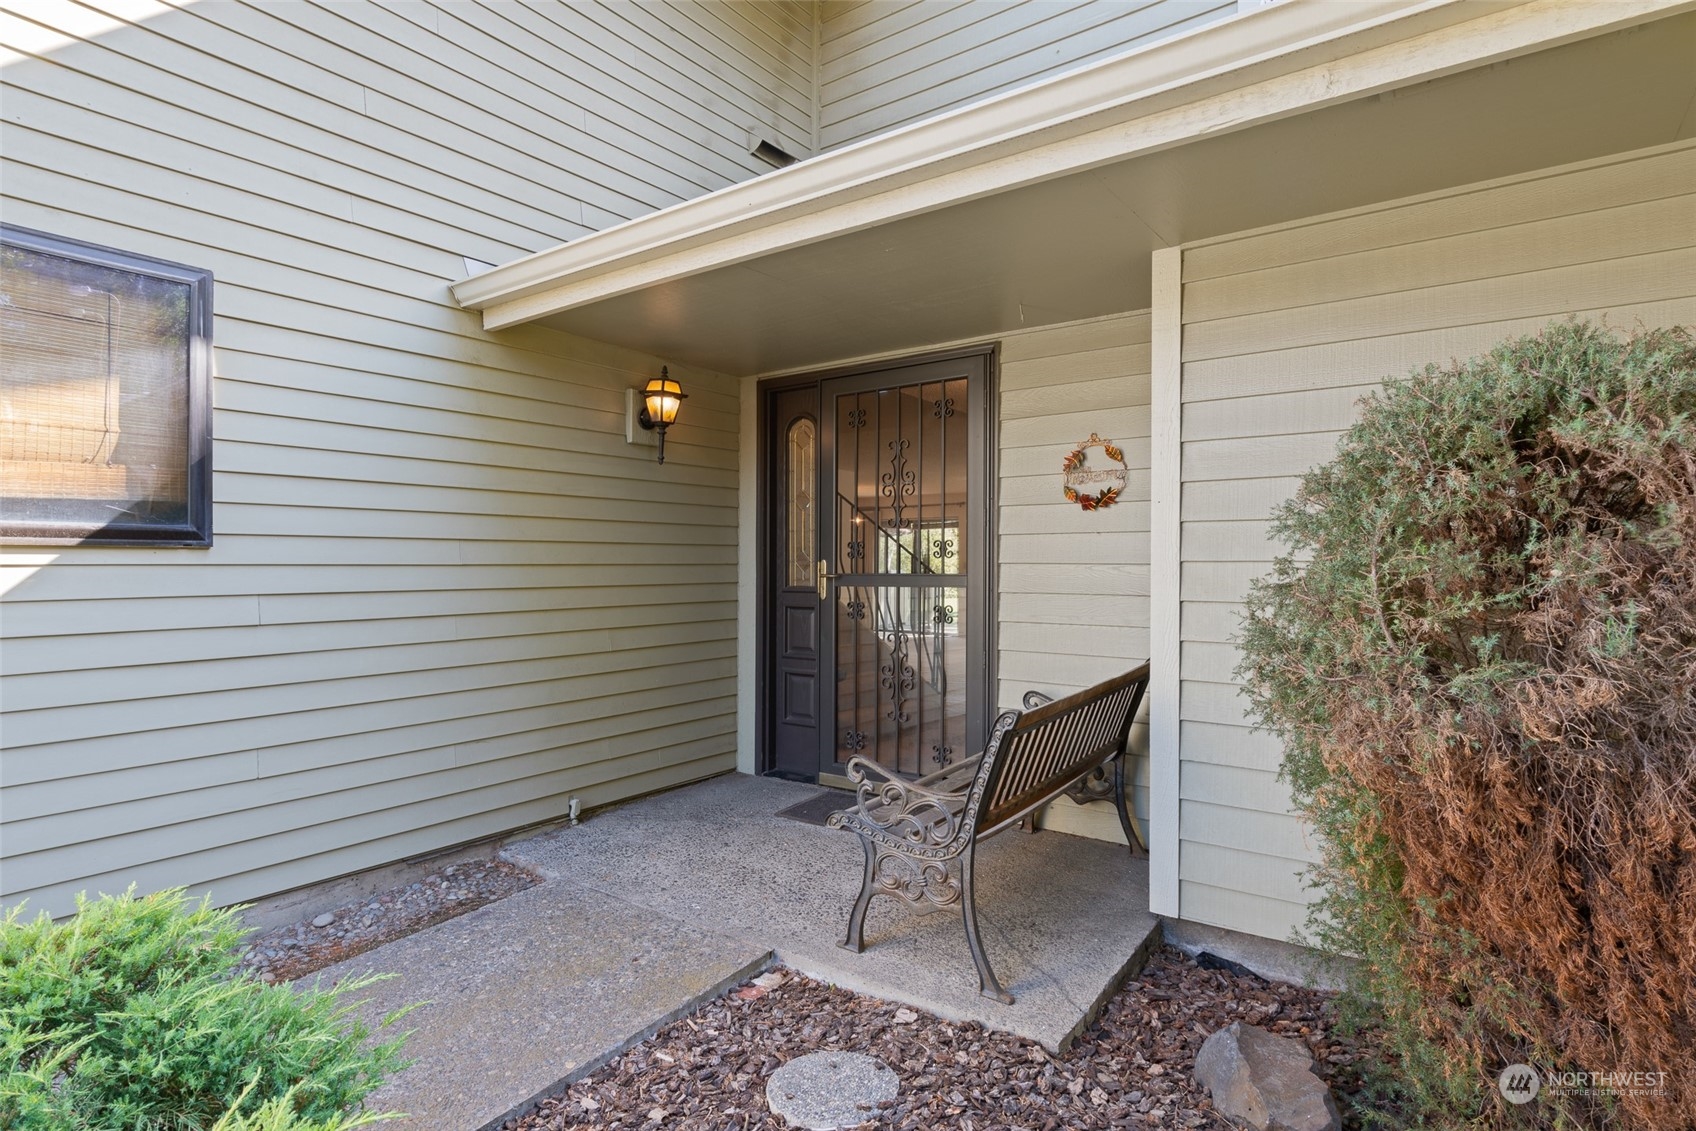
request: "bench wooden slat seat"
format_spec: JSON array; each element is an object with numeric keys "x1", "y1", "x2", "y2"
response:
[{"x1": 826, "y1": 663, "x2": 1151, "y2": 1003}]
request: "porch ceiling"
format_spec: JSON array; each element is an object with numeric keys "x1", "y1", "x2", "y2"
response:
[{"x1": 454, "y1": 2, "x2": 1696, "y2": 377}]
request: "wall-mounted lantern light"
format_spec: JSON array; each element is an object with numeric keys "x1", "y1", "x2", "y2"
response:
[{"x1": 637, "y1": 367, "x2": 686, "y2": 465}]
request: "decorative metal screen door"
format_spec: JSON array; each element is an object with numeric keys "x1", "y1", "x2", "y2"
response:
[{"x1": 817, "y1": 354, "x2": 988, "y2": 783}]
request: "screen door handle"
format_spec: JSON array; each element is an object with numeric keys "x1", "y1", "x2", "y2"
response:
[{"x1": 817, "y1": 558, "x2": 836, "y2": 601}]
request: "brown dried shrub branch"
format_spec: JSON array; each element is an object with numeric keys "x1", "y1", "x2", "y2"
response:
[{"x1": 1237, "y1": 321, "x2": 1696, "y2": 1128}]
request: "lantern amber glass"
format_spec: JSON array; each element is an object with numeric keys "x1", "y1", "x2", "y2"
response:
[{"x1": 642, "y1": 376, "x2": 684, "y2": 426}]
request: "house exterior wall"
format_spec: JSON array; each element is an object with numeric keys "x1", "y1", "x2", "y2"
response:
[
  {"x1": 10, "y1": 0, "x2": 1686, "y2": 951},
  {"x1": 1164, "y1": 142, "x2": 1696, "y2": 941},
  {"x1": 998, "y1": 313, "x2": 1153, "y2": 846},
  {"x1": 0, "y1": 0, "x2": 813, "y2": 918},
  {"x1": 817, "y1": 0, "x2": 1234, "y2": 151}
]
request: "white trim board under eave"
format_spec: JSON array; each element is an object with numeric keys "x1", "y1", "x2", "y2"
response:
[
  {"x1": 1147, "y1": 247, "x2": 1184, "y2": 918},
  {"x1": 452, "y1": 0, "x2": 1693, "y2": 333}
]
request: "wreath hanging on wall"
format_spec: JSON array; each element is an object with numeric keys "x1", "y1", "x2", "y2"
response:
[{"x1": 1061, "y1": 432, "x2": 1129, "y2": 511}]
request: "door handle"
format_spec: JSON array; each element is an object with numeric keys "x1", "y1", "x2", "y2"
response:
[{"x1": 817, "y1": 558, "x2": 836, "y2": 601}]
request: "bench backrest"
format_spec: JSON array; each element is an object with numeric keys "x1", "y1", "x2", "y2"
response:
[{"x1": 974, "y1": 664, "x2": 1150, "y2": 835}]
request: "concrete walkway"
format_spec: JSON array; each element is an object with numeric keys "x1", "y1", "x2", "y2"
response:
[{"x1": 316, "y1": 773, "x2": 1160, "y2": 1130}]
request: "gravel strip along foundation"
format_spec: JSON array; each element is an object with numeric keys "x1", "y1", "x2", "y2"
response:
[
  {"x1": 238, "y1": 859, "x2": 540, "y2": 984},
  {"x1": 505, "y1": 945, "x2": 1384, "y2": 1130}
]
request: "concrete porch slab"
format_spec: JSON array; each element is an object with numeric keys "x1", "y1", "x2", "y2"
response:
[
  {"x1": 506, "y1": 773, "x2": 1161, "y2": 1054},
  {"x1": 314, "y1": 773, "x2": 1159, "y2": 1130}
]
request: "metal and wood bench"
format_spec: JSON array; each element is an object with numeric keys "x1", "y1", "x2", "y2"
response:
[{"x1": 826, "y1": 663, "x2": 1151, "y2": 1003}]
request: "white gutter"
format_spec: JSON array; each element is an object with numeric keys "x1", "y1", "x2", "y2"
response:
[{"x1": 453, "y1": 0, "x2": 1690, "y2": 331}]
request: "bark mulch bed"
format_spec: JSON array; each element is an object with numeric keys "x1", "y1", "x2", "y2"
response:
[
  {"x1": 238, "y1": 858, "x2": 539, "y2": 984},
  {"x1": 506, "y1": 944, "x2": 1384, "y2": 1130}
]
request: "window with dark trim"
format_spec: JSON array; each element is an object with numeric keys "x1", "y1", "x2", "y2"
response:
[{"x1": 1, "y1": 225, "x2": 212, "y2": 545}]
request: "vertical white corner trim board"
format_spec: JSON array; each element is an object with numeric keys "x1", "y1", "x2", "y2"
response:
[
  {"x1": 1148, "y1": 246, "x2": 1184, "y2": 917},
  {"x1": 737, "y1": 375, "x2": 760, "y2": 776}
]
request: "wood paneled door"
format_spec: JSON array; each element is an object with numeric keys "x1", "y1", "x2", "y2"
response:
[{"x1": 762, "y1": 351, "x2": 991, "y2": 784}]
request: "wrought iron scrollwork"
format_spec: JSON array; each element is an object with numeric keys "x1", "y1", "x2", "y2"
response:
[
  {"x1": 879, "y1": 439, "x2": 915, "y2": 528},
  {"x1": 830, "y1": 761, "x2": 969, "y2": 873},
  {"x1": 1063, "y1": 766, "x2": 1117, "y2": 806},
  {"x1": 871, "y1": 850, "x2": 961, "y2": 907},
  {"x1": 879, "y1": 629, "x2": 915, "y2": 724},
  {"x1": 828, "y1": 709, "x2": 1022, "y2": 864},
  {"x1": 933, "y1": 397, "x2": 955, "y2": 419},
  {"x1": 842, "y1": 730, "x2": 868, "y2": 752},
  {"x1": 931, "y1": 744, "x2": 955, "y2": 768}
]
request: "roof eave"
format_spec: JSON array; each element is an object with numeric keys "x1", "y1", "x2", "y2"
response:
[{"x1": 451, "y1": 0, "x2": 1689, "y2": 332}]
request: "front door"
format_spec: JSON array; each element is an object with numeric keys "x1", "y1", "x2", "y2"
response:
[{"x1": 764, "y1": 352, "x2": 990, "y2": 784}]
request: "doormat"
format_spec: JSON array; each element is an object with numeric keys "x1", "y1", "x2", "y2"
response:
[{"x1": 776, "y1": 790, "x2": 854, "y2": 828}]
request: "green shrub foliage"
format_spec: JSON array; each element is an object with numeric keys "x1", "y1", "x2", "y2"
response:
[
  {"x1": 0, "y1": 888, "x2": 409, "y2": 1131},
  {"x1": 1237, "y1": 321, "x2": 1696, "y2": 1129},
  {"x1": 208, "y1": 1083, "x2": 398, "y2": 1131}
]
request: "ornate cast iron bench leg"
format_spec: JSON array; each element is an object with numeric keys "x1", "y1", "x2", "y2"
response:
[
  {"x1": 837, "y1": 834, "x2": 969, "y2": 948},
  {"x1": 1112, "y1": 752, "x2": 1146, "y2": 854},
  {"x1": 960, "y1": 842, "x2": 1013, "y2": 1003},
  {"x1": 838, "y1": 831, "x2": 1011, "y2": 1003},
  {"x1": 1059, "y1": 757, "x2": 1144, "y2": 856},
  {"x1": 843, "y1": 834, "x2": 878, "y2": 952},
  {"x1": 829, "y1": 755, "x2": 972, "y2": 955}
]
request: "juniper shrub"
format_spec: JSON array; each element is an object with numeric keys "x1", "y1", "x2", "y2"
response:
[{"x1": 0, "y1": 887, "x2": 410, "y2": 1131}]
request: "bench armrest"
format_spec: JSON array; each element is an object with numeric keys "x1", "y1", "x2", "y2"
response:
[
  {"x1": 845, "y1": 754, "x2": 972, "y2": 808},
  {"x1": 1022, "y1": 689, "x2": 1055, "y2": 710},
  {"x1": 911, "y1": 752, "x2": 984, "y2": 791},
  {"x1": 828, "y1": 755, "x2": 971, "y2": 853}
]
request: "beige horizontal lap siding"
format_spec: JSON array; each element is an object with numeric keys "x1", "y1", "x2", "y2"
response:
[
  {"x1": 817, "y1": 0, "x2": 1234, "y2": 150},
  {"x1": 997, "y1": 312, "x2": 1153, "y2": 846},
  {"x1": 0, "y1": 0, "x2": 811, "y2": 918},
  {"x1": 1175, "y1": 142, "x2": 1696, "y2": 943}
]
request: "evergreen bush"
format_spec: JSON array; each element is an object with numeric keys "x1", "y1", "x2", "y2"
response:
[
  {"x1": 208, "y1": 1083, "x2": 397, "y2": 1131},
  {"x1": 0, "y1": 887, "x2": 410, "y2": 1131},
  {"x1": 1236, "y1": 321, "x2": 1696, "y2": 1129}
]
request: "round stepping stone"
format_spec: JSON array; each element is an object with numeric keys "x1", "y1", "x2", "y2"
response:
[{"x1": 766, "y1": 1051, "x2": 898, "y2": 1130}]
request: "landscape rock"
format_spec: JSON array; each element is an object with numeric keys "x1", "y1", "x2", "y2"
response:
[
  {"x1": 1194, "y1": 1022, "x2": 1342, "y2": 1131},
  {"x1": 766, "y1": 1051, "x2": 897, "y2": 1130},
  {"x1": 311, "y1": 913, "x2": 335, "y2": 928}
]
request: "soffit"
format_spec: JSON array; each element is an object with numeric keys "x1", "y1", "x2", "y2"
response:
[{"x1": 458, "y1": 4, "x2": 1696, "y2": 376}]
